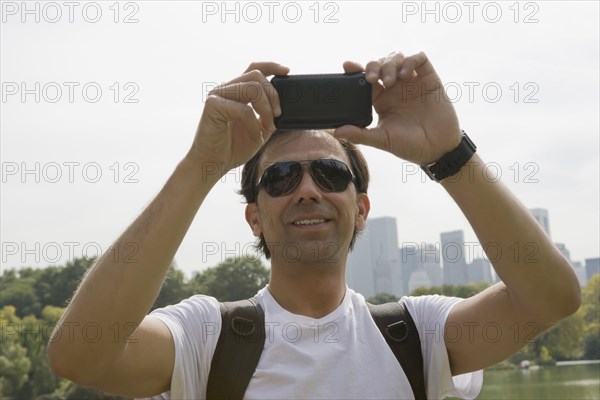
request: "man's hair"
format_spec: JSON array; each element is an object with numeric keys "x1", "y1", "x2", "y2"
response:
[{"x1": 239, "y1": 130, "x2": 370, "y2": 259}]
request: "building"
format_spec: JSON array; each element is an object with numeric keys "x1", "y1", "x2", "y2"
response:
[
  {"x1": 400, "y1": 242, "x2": 443, "y2": 294},
  {"x1": 420, "y1": 243, "x2": 443, "y2": 287},
  {"x1": 346, "y1": 217, "x2": 403, "y2": 298},
  {"x1": 467, "y1": 257, "x2": 493, "y2": 284},
  {"x1": 399, "y1": 245, "x2": 420, "y2": 296},
  {"x1": 555, "y1": 243, "x2": 571, "y2": 263},
  {"x1": 530, "y1": 208, "x2": 551, "y2": 238},
  {"x1": 441, "y1": 230, "x2": 468, "y2": 286},
  {"x1": 571, "y1": 261, "x2": 588, "y2": 287},
  {"x1": 585, "y1": 257, "x2": 600, "y2": 280}
]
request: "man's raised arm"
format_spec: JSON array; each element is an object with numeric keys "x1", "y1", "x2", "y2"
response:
[
  {"x1": 441, "y1": 154, "x2": 581, "y2": 375},
  {"x1": 333, "y1": 51, "x2": 581, "y2": 376},
  {"x1": 47, "y1": 62, "x2": 287, "y2": 398}
]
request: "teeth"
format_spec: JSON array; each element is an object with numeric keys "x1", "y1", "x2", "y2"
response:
[{"x1": 293, "y1": 219, "x2": 326, "y2": 225}]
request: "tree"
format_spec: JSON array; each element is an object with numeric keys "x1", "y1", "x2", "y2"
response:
[
  {"x1": 0, "y1": 272, "x2": 42, "y2": 318},
  {"x1": 367, "y1": 292, "x2": 399, "y2": 304},
  {"x1": 189, "y1": 256, "x2": 270, "y2": 301},
  {"x1": 152, "y1": 263, "x2": 192, "y2": 310},
  {"x1": 409, "y1": 282, "x2": 490, "y2": 298},
  {"x1": 0, "y1": 306, "x2": 32, "y2": 397},
  {"x1": 50, "y1": 380, "x2": 130, "y2": 400},
  {"x1": 0, "y1": 257, "x2": 94, "y2": 319},
  {"x1": 535, "y1": 312, "x2": 584, "y2": 361},
  {"x1": 34, "y1": 257, "x2": 95, "y2": 309},
  {"x1": 580, "y1": 274, "x2": 600, "y2": 359}
]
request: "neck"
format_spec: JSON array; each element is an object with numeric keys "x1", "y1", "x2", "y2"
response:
[{"x1": 267, "y1": 256, "x2": 347, "y2": 318}]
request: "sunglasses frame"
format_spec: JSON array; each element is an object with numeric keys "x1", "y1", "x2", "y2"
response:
[{"x1": 256, "y1": 158, "x2": 357, "y2": 198}]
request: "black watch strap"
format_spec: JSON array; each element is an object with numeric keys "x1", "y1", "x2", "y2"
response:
[{"x1": 421, "y1": 131, "x2": 476, "y2": 182}]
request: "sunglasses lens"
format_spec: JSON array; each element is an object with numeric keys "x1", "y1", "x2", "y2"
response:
[
  {"x1": 257, "y1": 159, "x2": 354, "y2": 198},
  {"x1": 262, "y1": 162, "x2": 302, "y2": 197},
  {"x1": 311, "y1": 159, "x2": 353, "y2": 192}
]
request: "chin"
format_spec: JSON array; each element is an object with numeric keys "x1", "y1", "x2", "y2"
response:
[{"x1": 271, "y1": 240, "x2": 345, "y2": 265}]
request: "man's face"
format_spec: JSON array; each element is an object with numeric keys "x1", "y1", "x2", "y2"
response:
[{"x1": 245, "y1": 132, "x2": 370, "y2": 266}]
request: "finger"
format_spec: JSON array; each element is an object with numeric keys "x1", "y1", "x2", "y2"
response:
[
  {"x1": 210, "y1": 82, "x2": 277, "y2": 132},
  {"x1": 380, "y1": 52, "x2": 405, "y2": 87},
  {"x1": 399, "y1": 51, "x2": 432, "y2": 80},
  {"x1": 228, "y1": 68, "x2": 286, "y2": 117},
  {"x1": 205, "y1": 95, "x2": 264, "y2": 143},
  {"x1": 361, "y1": 61, "x2": 385, "y2": 99},
  {"x1": 333, "y1": 125, "x2": 389, "y2": 152},
  {"x1": 243, "y1": 61, "x2": 290, "y2": 76},
  {"x1": 365, "y1": 60, "x2": 382, "y2": 84},
  {"x1": 342, "y1": 60, "x2": 364, "y2": 74}
]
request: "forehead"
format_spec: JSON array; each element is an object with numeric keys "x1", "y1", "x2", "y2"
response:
[{"x1": 260, "y1": 132, "x2": 349, "y2": 166}]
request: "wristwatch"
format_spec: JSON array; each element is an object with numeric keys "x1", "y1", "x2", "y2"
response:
[{"x1": 421, "y1": 130, "x2": 477, "y2": 182}]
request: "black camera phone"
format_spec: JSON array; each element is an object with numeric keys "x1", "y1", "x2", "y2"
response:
[{"x1": 270, "y1": 72, "x2": 372, "y2": 130}]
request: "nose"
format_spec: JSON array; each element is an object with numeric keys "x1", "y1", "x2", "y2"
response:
[{"x1": 292, "y1": 168, "x2": 323, "y2": 203}]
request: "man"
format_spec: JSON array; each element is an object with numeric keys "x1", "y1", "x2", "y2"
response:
[{"x1": 48, "y1": 51, "x2": 582, "y2": 399}]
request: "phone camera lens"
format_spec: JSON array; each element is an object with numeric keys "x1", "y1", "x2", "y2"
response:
[{"x1": 359, "y1": 78, "x2": 366, "y2": 86}]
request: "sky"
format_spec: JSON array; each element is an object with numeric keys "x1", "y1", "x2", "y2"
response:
[{"x1": 1, "y1": 0, "x2": 599, "y2": 278}]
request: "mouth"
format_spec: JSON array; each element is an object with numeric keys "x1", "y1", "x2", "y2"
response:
[{"x1": 292, "y1": 218, "x2": 329, "y2": 226}]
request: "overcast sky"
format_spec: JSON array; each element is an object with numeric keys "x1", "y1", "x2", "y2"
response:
[{"x1": 1, "y1": 0, "x2": 598, "y2": 278}]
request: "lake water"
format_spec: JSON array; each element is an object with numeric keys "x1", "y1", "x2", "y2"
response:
[{"x1": 476, "y1": 364, "x2": 600, "y2": 399}]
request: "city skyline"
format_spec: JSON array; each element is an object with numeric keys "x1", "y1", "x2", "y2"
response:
[{"x1": 346, "y1": 208, "x2": 599, "y2": 298}]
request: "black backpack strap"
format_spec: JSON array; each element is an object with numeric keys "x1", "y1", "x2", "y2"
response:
[
  {"x1": 367, "y1": 300, "x2": 427, "y2": 400},
  {"x1": 206, "y1": 298, "x2": 265, "y2": 400}
]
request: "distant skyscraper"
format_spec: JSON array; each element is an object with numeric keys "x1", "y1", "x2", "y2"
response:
[
  {"x1": 401, "y1": 243, "x2": 442, "y2": 294},
  {"x1": 585, "y1": 257, "x2": 600, "y2": 280},
  {"x1": 399, "y1": 245, "x2": 420, "y2": 296},
  {"x1": 346, "y1": 227, "x2": 375, "y2": 298},
  {"x1": 572, "y1": 261, "x2": 588, "y2": 287},
  {"x1": 529, "y1": 208, "x2": 551, "y2": 238},
  {"x1": 408, "y1": 269, "x2": 431, "y2": 294},
  {"x1": 441, "y1": 230, "x2": 468, "y2": 286},
  {"x1": 555, "y1": 243, "x2": 571, "y2": 263},
  {"x1": 346, "y1": 217, "x2": 403, "y2": 298},
  {"x1": 468, "y1": 258, "x2": 493, "y2": 284},
  {"x1": 420, "y1": 243, "x2": 443, "y2": 287}
]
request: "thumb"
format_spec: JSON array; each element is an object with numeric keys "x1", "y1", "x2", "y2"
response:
[{"x1": 333, "y1": 125, "x2": 389, "y2": 152}]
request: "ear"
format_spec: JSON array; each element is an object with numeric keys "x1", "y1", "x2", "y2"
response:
[
  {"x1": 355, "y1": 193, "x2": 370, "y2": 229},
  {"x1": 245, "y1": 203, "x2": 262, "y2": 237}
]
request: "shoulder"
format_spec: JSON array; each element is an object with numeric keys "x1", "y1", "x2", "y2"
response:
[
  {"x1": 152, "y1": 294, "x2": 221, "y2": 318},
  {"x1": 401, "y1": 295, "x2": 482, "y2": 399},
  {"x1": 143, "y1": 295, "x2": 223, "y2": 400},
  {"x1": 150, "y1": 295, "x2": 222, "y2": 342},
  {"x1": 401, "y1": 294, "x2": 463, "y2": 327}
]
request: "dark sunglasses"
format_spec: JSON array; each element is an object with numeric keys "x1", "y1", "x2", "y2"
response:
[{"x1": 256, "y1": 159, "x2": 357, "y2": 198}]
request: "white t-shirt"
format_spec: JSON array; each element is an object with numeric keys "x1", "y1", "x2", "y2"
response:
[{"x1": 140, "y1": 287, "x2": 482, "y2": 400}]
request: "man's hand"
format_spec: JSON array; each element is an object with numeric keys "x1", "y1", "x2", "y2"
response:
[
  {"x1": 333, "y1": 51, "x2": 462, "y2": 165},
  {"x1": 188, "y1": 62, "x2": 290, "y2": 173}
]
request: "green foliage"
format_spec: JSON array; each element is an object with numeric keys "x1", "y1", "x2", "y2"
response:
[
  {"x1": 410, "y1": 282, "x2": 491, "y2": 298},
  {"x1": 507, "y1": 276, "x2": 600, "y2": 366},
  {"x1": 0, "y1": 274, "x2": 43, "y2": 318},
  {"x1": 582, "y1": 324, "x2": 600, "y2": 359},
  {"x1": 580, "y1": 274, "x2": 600, "y2": 359},
  {"x1": 581, "y1": 274, "x2": 599, "y2": 325},
  {"x1": 0, "y1": 339, "x2": 31, "y2": 397},
  {"x1": 34, "y1": 257, "x2": 95, "y2": 308},
  {"x1": 189, "y1": 256, "x2": 270, "y2": 301},
  {"x1": 367, "y1": 292, "x2": 400, "y2": 304},
  {"x1": 0, "y1": 257, "x2": 95, "y2": 319},
  {"x1": 51, "y1": 380, "x2": 129, "y2": 399},
  {"x1": 0, "y1": 306, "x2": 32, "y2": 397},
  {"x1": 152, "y1": 263, "x2": 192, "y2": 310},
  {"x1": 539, "y1": 313, "x2": 585, "y2": 361}
]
